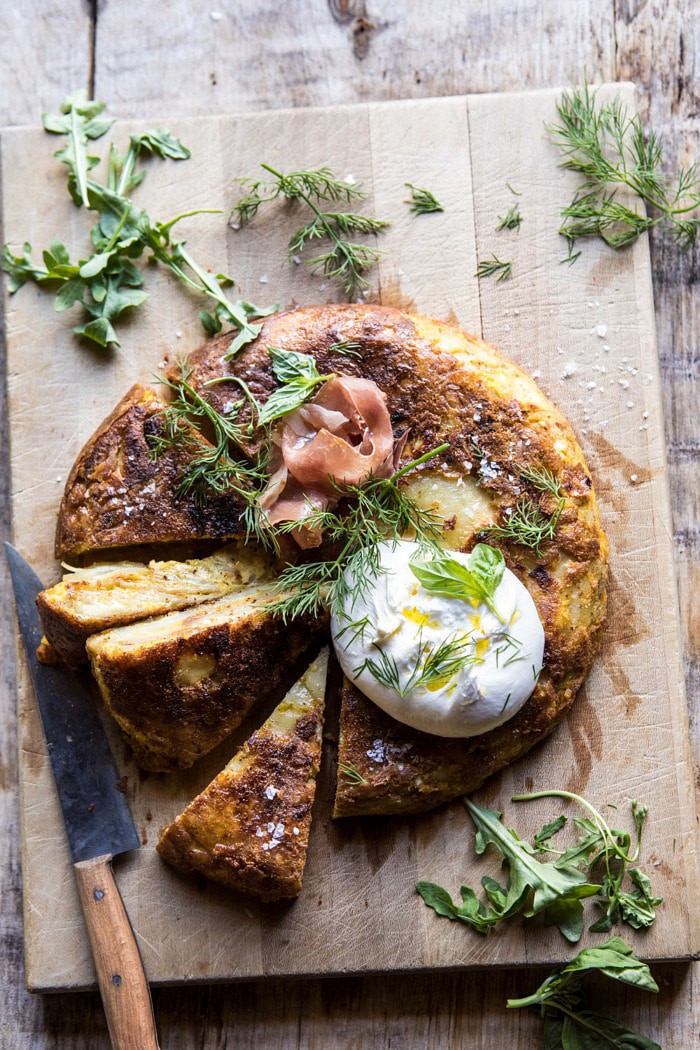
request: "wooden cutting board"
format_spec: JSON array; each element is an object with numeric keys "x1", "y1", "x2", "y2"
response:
[{"x1": 3, "y1": 86, "x2": 698, "y2": 992}]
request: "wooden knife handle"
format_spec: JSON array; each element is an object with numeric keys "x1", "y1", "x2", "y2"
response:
[{"x1": 74, "y1": 854, "x2": 160, "y2": 1050}]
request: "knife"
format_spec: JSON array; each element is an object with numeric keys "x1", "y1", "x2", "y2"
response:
[{"x1": 5, "y1": 543, "x2": 160, "y2": 1050}]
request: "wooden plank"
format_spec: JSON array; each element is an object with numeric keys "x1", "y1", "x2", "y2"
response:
[
  {"x1": 2, "y1": 87, "x2": 698, "y2": 998},
  {"x1": 93, "y1": 1, "x2": 618, "y2": 116},
  {"x1": 0, "y1": 2, "x2": 92, "y2": 127}
]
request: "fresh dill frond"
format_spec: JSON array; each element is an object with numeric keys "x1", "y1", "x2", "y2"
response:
[
  {"x1": 338, "y1": 761, "x2": 367, "y2": 786},
  {"x1": 354, "y1": 632, "x2": 478, "y2": 697},
  {"x1": 152, "y1": 363, "x2": 268, "y2": 504},
  {"x1": 520, "y1": 464, "x2": 562, "y2": 498},
  {"x1": 267, "y1": 444, "x2": 448, "y2": 620},
  {"x1": 497, "y1": 204, "x2": 523, "y2": 231},
  {"x1": 548, "y1": 81, "x2": 700, "y2": 251},
  {"x1": 475, "y1": 255, "x2": 513, "y2": 282},
  {"x1": 489, "y1": 494, "x2": 564, "y2": 556},
  {"x1": 231, "y1": 164, "x2": 390, "y2": 299},
  {"x1": 328, "y1": 339, "x2": 363, "y2": 359},
  {"x1": 404, "y1": 182, "x2": 444, "y2": 215}
]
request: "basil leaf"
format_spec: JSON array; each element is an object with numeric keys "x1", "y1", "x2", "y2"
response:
[
  {"x1": 469, "y1": 541, "x2": 505, "y2": 592},
  {"x1": 268, "y1": 345, "x2": 322, "y2": 383},
  {"x1": 549, "y1": 937, "x2": 660, "y2": 993},
  {"x1": 561, "y1": 1010, "x2": 661, "y2": 1049}
]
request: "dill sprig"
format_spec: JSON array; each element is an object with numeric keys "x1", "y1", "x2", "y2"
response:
[
  {"x1": 328, "y1": 339, "x2": 362, "y2": 359},
  {"x1": 548, "y1": 81, "x2": 700, "y2": 250},
  {"x1": 151, "y1": 364, "x2": 269, "y2": 506},
  {"x1": 232, "y1": 164, "x2": 389, "y2": 299},
  {"x1": 475, "y1": 255, "x2": 513, "y2": 282},
  {"x1": 267, "y1": 444, "x2": 448, "y2": 620},
  {"x1": 404, "y1": 182, "x2": 444, "y2": 215},
  {"x1": 488, "y1": 464, "x2": 566, "y2": 555},
  {"x1": 354, "y1": 632, "x2": 478, "y2": 697},
  {"x1": 338, "y1": 761, "x2": 368, "y2": 786},
  {"x1": 489, "y1": 496, "x2": 564, "y2": 555},
  {"x1": 497, "y1": 204, "x2": 523, "y2": 231}
]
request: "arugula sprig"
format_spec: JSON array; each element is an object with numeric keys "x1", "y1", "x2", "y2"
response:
[
  {"x1": 514, "y1": 790, "x2": 663, "y2": 933},
  {"x1": 409, "y1": 543, "x2": 505, "y2": 621},
  {"x1": 418, "y1": 800, "x2": 601, "y2": 943},
  {"x1": 418, "y1": 794, "x2": 661, "y2": 943},
  {"x1": 232, "y1": 164, "x2": 389, "y2": 299},
  {"x1": 508, "y1": 937, "x2": 661, "y2": 1050},
  {"x1": 2, "y1": 91, "x2": 275, "y2": 351},
  {"x1": 549, "y1": 81, "x2": 700, "y2": 251}
]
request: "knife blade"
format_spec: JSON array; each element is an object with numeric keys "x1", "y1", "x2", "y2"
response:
[{"x1": 6, "y1": 543, "x2": 160, "y2": 1050}]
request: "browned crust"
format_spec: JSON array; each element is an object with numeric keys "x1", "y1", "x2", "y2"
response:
[
  {"x1": 55, "y1": 384, "x2": 246, "y2": 558},
  {"x1": 178, "y1": 305, "x2": 608, "y2": 815},
  {"x1": 157, "y1": 707, "x2": 324, "y2": 901},
  {"x1": 88, "y1": 608, "x2": 327, "y2": 771}
]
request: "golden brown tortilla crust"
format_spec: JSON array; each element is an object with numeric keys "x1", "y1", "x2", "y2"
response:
[
  {"x1": 55, "y1": 384, "x2": 246, "y2": 558},
  {"x1": 88, "y1": 608, "x2": 326, "y2": 772},
  {"x1": 178, "y1": 305, "x2": 608, "y2": 815},
  {"x1": 157, "y1": 707, "x2": 324, "y2": 901}
]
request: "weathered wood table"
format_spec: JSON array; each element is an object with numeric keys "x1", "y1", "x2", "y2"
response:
[{"x1": 1, "y1": 2, "x2": 697, "y2": 1046}]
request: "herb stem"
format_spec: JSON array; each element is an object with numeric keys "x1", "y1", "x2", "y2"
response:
[{"x1": 512, "y1": 790, "x2": 636, "y2": 865}]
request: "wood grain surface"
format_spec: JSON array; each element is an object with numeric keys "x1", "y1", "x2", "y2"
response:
[{"x1": 0, "y1": 2, "x2": 698, "y2": 1047}]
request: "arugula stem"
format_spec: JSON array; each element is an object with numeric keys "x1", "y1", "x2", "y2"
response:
[
  {"x1": 70, "y1": 105, "x2": 90, "y2": 207},
  {"x1": 512, "y1": 790, "x2": 636, "y2": 865}
]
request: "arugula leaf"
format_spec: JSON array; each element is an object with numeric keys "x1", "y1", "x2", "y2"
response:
[
  {"x1": 3, "y1": 91, "x2": 276, "y2": 352},
  {"x1": 417, "y1": 800, "x2": 600, "y2": 941},
  {"x1": 409, "y1": 543, "x2": 505, "y2": 620},
  {"x1": 508, "y1": 937, "x2": 661, "y2": 1050},
  {"x1": 534, "y1": 814, "x2": 568, "y2": 853},
  {"x1": 514, "y1": 791, "x2": 662, "y2": 936},
  {"x1": 256, "y1": 346, "x2": 333, "y2": 426}
]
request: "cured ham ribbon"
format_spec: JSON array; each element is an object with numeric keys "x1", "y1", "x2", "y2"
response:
[{"x1": 259, "y1": 376, "x2": 396, "y2": 548}]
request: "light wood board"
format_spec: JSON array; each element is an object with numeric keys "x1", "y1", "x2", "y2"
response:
[{"x1": 2, "y1": 87, "x2": 698, "y2": 992}]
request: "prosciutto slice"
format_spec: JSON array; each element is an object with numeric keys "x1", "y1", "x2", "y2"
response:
[{"x1": 259, "y1": 376, "x2": 396, "y2": 547}]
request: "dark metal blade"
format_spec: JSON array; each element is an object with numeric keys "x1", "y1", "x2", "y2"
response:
[{"x1": 5, "y1": 543, "x2": 140, "y2": 864}]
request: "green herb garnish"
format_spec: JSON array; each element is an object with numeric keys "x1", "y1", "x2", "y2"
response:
[
  {"x1": 267, "y1": 444, "x2": 448, "y2": 621},
  {"x1": 232, "y1": 164, "x2": 389, "y2": 299},
  {"x1": 404, "y1": 182, "x2": 444, "y2": 214},
  {"x1": 418, "y1": 794, "x2": 661, "y2": 943},
  {"x1": 338, "y1": 761, "x2": 368, "y2": 786},
  {"x1": 417, "y1": 799, "x2": 601, "y2": 942},
  {"x1": 409, "y1": 543, "x2": 505, "y2": 621},
  {"x1": 513, "y1": 790, "x2": 662, "y2": 933},
  {"x1": 507, "y1": 936, "x2": 661, "y2": 1049},
  {"x1": 257, "y1": 346, "x2": 333, "y2": 426},
  {"x1": 549, "y1": 80, "x2": 700, "y2": 252},
  {"x1": 475, "y1": 255, "x2": 513, "y2": 282},
  {"x1": 497, "y1": 204, "x2": 523, "y2": 231},
  {"x1": 489, "y1": 467, "x2": 565, "y2": 555},
  {"x1": 2, "y1": 91, "x2": 274, "y2": 351},
  {"x1": 354, "y1": 632, "x2": 478, "y2": 697}
]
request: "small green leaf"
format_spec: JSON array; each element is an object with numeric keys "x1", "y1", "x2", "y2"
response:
[
  {"x1": 415, "y1": 881, "x2": 459, "y2": 920},
  {"x1": 54, "y1": 278, "x2": 85, "y2": 311},
  {"x1": 534, "y1": 815, "x2": 568, "y2": 853},
  {"x1": 268, "y1": 345, "x2": 322, "y2": 383},
  {"x1": 200, "y1": 309, "x2": 221, "y2": 335},
  {"x1": 79, "y1": 251, "x2": 113, "y2": 278},
  {"x1": 74, "y1": 316, "x2": 119, "y2": 347},
  {"x1": 409, "y1": 544, "x2": 505, "y2": 619}
]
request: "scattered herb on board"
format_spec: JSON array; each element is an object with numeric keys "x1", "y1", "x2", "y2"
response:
[
  {"x1": 404, "y1": 182, "x2": 444, "y2": 214},
  {"x1": 513, "y1": 790, "x2": 663, "y2": 933},
  {"x1": 549, "y1": 80, "x2": 700, "y2": 254},
  {"x1": 497, "y1": 204, "x2": 523, "y2": 231},
  {"x1": 1, "y1": 91, "x2": 275, "y2": 352},
  {"x1": 507, "y1": 936, "x2": 661, "y2": 1050},
  {"x1": 475, "y1": 255, "x2": 513, "y2": 282},
  {"x1": 231, "y1": 164, "x2": 390, "y2": 299},
  {"x1": 417, "y1": 794, "x2": 661, "y2": 943}
]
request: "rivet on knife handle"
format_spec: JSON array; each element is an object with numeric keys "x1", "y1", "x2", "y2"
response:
[{"x1": 74, "y1": 854, "x2": 160, "y2": 1050}]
